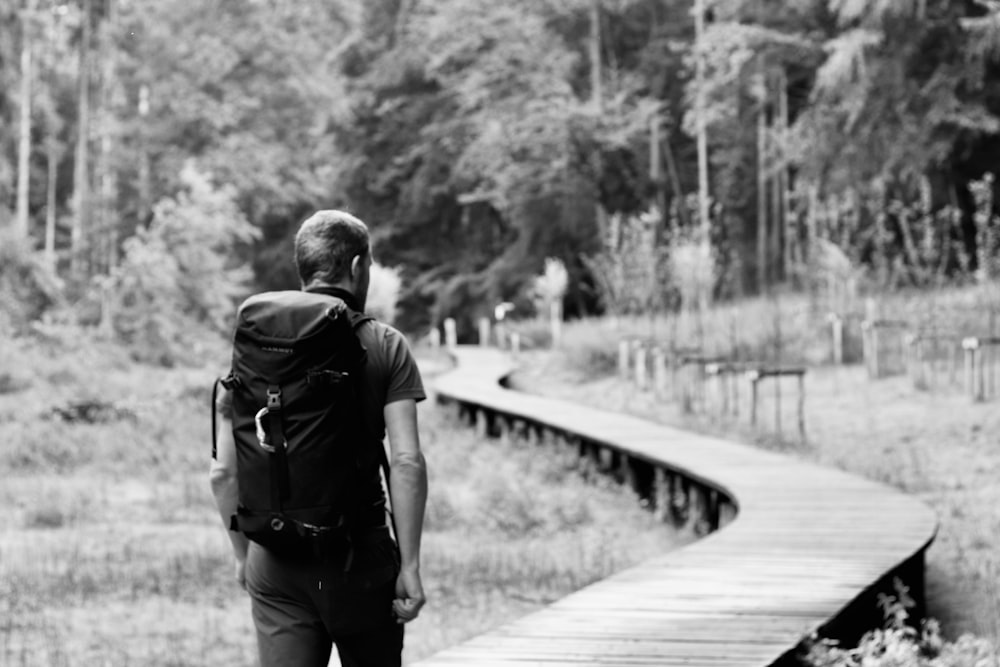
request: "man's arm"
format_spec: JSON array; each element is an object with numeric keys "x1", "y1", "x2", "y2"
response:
[
  {"x1": 384, "y1": 398, "x2": 428, "y2": 624},
  {"x1": 209, "y1": 416, "x2": 249, "y2": 588}
]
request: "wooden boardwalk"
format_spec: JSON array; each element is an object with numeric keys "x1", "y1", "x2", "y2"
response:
[{"x1": 413, "y1": 347, "x2": 938, "y2": 667}]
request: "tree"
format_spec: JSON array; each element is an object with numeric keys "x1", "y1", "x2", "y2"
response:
[
  {"x1": 15, "y1": 0, "x2": 37, "y2": 241},
  {"x1": 109, "y1": 162, "x2": 258, "y2": 363},
  {"x1": 70, "y1": 0, "x2": 92, "y2": 278},
  {"x1": 332, "y1": 0, "x2": 682, "y2": 331}
]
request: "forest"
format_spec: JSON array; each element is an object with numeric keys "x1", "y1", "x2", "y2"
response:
[{"x1": 2, "y1": 0, "x2": 1000, "y2": 353}]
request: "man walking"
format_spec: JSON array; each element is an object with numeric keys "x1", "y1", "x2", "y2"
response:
[{"x1": 210, "y1": 210, "x2": 428, "y2": 666}]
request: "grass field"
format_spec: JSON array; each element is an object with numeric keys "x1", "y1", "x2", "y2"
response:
[
  {"x1": 507, "y1": 294, "x2": 1000, "y2": 647},
  {"x1": 0, "y1": 332, "x2": 684, "y2": 666}
]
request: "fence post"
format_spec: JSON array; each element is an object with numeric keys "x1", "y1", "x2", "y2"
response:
[
  {"x1": 828, "y1": 313, "x2": 844, "y2": 365},
  {"x1": 429, "y1": 327, "x2": 441, "y2": 350},
  {"x1": 549, "y1": 300, "x2": 562, "y2": 348},
  {"x1": 618, "y1": 339, "x2": 630, "y2": 379},
  {"x1": 964, "y1": 337, "x2": 981, "y2": 401},
  {"x1": 478, "y1": 317, "x2": 491, "y2": 347},
  {"x1": 634, "y1": 344, "x2": 648, "y2": 391},
  {"x1": 652, "y1": 347, "x2": 666, "y2": 397},
  {"x1": 510, "y1": 332, "x2": 520, "y2": 357},
  {"x1": 444, "y1": 318, "x2": 457, "y2": 349}
]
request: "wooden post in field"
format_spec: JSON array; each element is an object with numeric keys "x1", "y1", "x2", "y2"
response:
[
  {"x1": 862, "y1": 320, "x2": 876, "y2": 378},
  {"x1": 618, "y1": 339, "x2": 630, "y2": 379},
  {"x1": 478, "y1": 317, "x2": 491, "y2": 347},
  {"x1": 634, "y1": 344, "x2": 648, "y2": 391},
  {"x1": 444, "y1": 318, "x2": 457, "y2": 349},
  {"x1": 828, "y1": 313, "x2": 844, "y2": 365},
  {"x1": 748, "y1": 366, "x2": 807, "y2": 442},
  {"x1": 862, "y1": 298, "x2": 879, "y2": 377},
  {"x1": 964, "y1": 337, "x2": 986, "y2": 402},
  {"x1": 652, "y1": 347, "x2": 666, "y2": 397},
  {"x1": 904, "y1": 333, "x2": 924, "y2": 389},
  {"x1": 550, "y1": 300, "x2": 562, "y2": 348},
  {"x1": 429, "y1": 327, "x2": 441, "y2": 350},
  {"x1": 510, "y1": 332, "x2": 520, "y2": 357}
]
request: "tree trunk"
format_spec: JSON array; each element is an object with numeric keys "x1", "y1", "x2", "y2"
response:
[
  {"x1": 15, "y1": 0, "x2": 37, "y2": 240},
  {"x1": 71, "y1": 0, "x2": 93, "y2": 278},
  {"x1": 589, "y1": 0, "x2": 602, "y2": 112},
  {"x1": 777, "y1": 67, "x2": 793, "y2": 280},
  {"x1": 757, "y1": 74, "x2": 768, "y2": 292},
  {"x1": 771, "y1": 126, "x2": 783, "y2": 283},
  {"x1": 662, "y1": 129, "x2": 689, "y2": 231},
  {"x1": 138, "y1": 84, "x2": 151, "y2": 226},
  {"x1": 45, "y1": 138, "x2": 59, "y2": 268},
  {"x1": 694, "y1": 0, "x2": 710, "y2": 245},
  {"x1": 97, "y1": 0, "x2": 119, "y2": 276}
]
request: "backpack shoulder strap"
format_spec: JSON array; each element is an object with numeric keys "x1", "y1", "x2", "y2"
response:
[
  {"x1": 211, "y1": 375, "x2": 223, "y2": 460},
  {"x1": 348, "y1": 309, "x2": 375, "y2": 329}
]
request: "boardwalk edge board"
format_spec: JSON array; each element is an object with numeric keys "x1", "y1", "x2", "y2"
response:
[{"x1": 415, "y1": 348, "x2": 938, "y2": 667}]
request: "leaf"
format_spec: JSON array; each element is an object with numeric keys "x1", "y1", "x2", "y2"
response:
[{"x1": 813, "y1": 28, "x2": 883, "y2": 97}]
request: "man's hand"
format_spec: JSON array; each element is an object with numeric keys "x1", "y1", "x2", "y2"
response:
[
  {"x1": 235, "y1": 556, "x2": 247, "y2": 590},
  {"x1": 393, "y1": 566, "x2": 425, "y2": 624}
]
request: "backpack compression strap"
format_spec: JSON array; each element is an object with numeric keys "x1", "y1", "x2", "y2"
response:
[{"x1": 263, "y1": 386, "x2": 291, "y2": 510}]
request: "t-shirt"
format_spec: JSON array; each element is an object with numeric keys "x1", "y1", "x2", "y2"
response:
[{"x1": 216, "y1": 315, "x2": 426, "y2": 529}]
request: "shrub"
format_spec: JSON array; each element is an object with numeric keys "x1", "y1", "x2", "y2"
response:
[
  {"x1": 669, "y1": 230, "x2": 715, "y2": 313},
  {"x1": 0, "y1": 229, "x2": 64, "y2": 332},
  {"x1": 801, "y1": 579, "x2": 998, "y2": 667},
  {"x1": 108, "y1": 162, "x2": 258, "y2": 365},
  {"x1": 583, "y1": 207, "x2": 671, "y2": 317}
]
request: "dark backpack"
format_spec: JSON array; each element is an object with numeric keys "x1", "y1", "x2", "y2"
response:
[{"x1": 215, "y1": 290, "x2": 379, "y2": 565}]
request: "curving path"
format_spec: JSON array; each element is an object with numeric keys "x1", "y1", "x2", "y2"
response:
[{"x1": 414, "y1": 347, "x2": 938, "y2": 667}]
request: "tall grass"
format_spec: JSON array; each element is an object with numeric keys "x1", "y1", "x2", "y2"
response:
[
  {"x1": 550, "y1": 282, "x2": 1000, "y2": 377},
  {"x1": 0, "y1": 331, "x2": 684, "y2": 666}
]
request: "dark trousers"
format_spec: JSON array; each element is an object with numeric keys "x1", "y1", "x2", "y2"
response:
[{"x1": 245, "y1": 530, "x2": 404, "y2": 667}]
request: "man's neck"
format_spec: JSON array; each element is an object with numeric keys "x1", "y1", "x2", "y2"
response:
[{"x1": 303, "y1": 283, "x2": 362, "y2": 311}]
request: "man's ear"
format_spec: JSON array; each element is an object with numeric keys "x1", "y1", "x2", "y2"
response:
[{"x1": 350, "y1": 255, "x2": 360, "y2": 279}]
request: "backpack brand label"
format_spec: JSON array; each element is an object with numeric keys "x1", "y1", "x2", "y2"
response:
[{"x1": 261, "y1": 346, "x2": 294, "y2": 354}]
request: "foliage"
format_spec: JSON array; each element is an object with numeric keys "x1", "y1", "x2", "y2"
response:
[
  {"x1": 367, "y1": 261, "x2": 402, "y2": 325},
  {"x1": 0, "y1": 229, "x2": 64, "y2": 333},
  {"x1": 533, "y1": 257, "x2": 569, "y2": 316},
  {"x1": 583, "y1": 207, "x2": 671, "y2": 317},
  {"x1": 108, "y1": 163, "x2": 257, "y2": 364},
  {"x1": 801, "y1": 579, "x2": 999, "y2": 667},
  {"x1": 668, "y1": 224, "x2": 716, "y2": 312},
  {"x1": 332, "y1": 0, "x2": 684, "y2": 331},
  {"x1": 5, "y1": 0, "x2": 1000, "y2": 342}
]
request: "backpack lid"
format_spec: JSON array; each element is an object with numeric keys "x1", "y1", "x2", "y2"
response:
[{"x1": 236, "y1": 291, "x2": 348, "y2": 345}]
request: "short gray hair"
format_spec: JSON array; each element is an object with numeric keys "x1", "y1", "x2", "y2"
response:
[{"x1": 294, "y1": 210, "x2": 370, "y2": 286}]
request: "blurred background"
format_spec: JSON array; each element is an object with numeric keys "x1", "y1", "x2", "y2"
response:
[{"x1": 3, "y1": 1, "x2": 1000, "y2": 664}]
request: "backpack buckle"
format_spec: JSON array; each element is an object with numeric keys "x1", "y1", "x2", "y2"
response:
[
  {"x1": 266, "y1": 387, "x2": 282, "y2": 410},
  {"x1": 254, "y1": 407, "x2": 287, "y2": 453}
]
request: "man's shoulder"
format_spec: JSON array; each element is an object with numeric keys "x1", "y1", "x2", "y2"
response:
[
  {"x1": 358, "y1": 319, "x2": 414, "y2": 359},
  {"x1": 359, "y1": 318, "x2": 406, "y2": 343}
]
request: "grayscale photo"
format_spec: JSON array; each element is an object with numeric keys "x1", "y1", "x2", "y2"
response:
[{"x1": 1, "y1": 0, "x2": 999, "y2": 665}]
